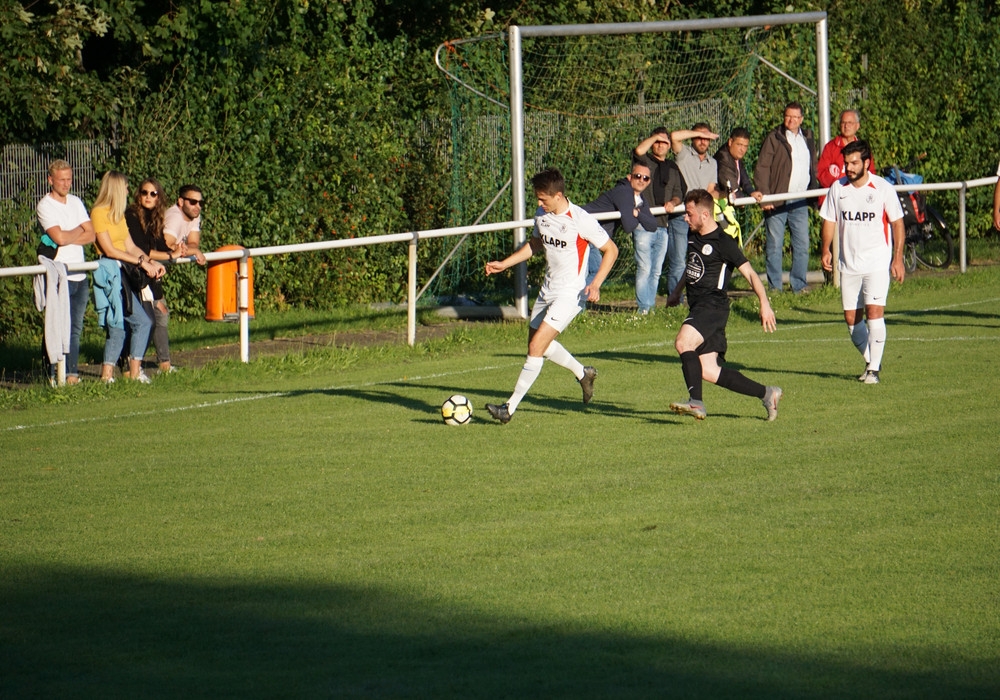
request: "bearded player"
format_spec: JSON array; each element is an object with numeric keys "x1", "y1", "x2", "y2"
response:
[{"x1": 820, "y1": 139, "x2": 905, "y2": 385}]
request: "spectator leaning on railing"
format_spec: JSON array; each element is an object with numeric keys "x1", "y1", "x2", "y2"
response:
[{"x1": 35, "y1": 159, "x2": 95, "y2": 385}]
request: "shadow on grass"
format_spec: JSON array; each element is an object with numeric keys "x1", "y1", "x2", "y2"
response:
[{"x1": 2, "y1": 566, "x2": 993, "y2": 699}]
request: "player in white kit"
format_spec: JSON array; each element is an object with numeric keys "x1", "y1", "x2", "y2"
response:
[
  {"x1": 484, "y1": 168, "x2": 619, "y2": 423},
  {"x1": 820, "y1": 140, "x2": 906, "y2": 384}
]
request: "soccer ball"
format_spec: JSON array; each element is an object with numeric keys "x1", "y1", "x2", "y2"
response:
[{"x1": 441, "y1": 394, "x2": 473, "y2": 426}]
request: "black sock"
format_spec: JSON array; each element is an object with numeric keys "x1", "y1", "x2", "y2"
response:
[
  {"x1": 680, "y1": 351, "x2": 703, "y2": 402},
  {"x1": 716, "y1": 367, "x2": 766, "y2": 399}
]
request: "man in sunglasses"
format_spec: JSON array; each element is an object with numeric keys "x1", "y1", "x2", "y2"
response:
[
  {"x1": 164, "y1": 184, "x2": 207, "y2": 265},
  {"x1": 582, "y1": 161, "x2": 659, "y2": 312}
]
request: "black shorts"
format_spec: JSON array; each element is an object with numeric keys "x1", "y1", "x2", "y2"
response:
[{"x1": 684, "y1": 298, "x2": 729, "y2": 359}]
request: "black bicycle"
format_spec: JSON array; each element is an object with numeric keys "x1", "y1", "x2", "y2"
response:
[{"x1": 883, "y1": 165, "x2": 953, "y2": 271}]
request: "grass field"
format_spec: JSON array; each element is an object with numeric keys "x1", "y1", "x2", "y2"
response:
[{"x1": 2, "y1": 267, "x2": 999, "y2": 698}]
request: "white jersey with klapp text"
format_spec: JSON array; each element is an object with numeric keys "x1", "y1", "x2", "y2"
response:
[
  {"x1": 820, "y1": 173, "x2": 904, "y2": 275},
  {"x1": 533, "y1": 201, "x2": 610, "y2": 298}
]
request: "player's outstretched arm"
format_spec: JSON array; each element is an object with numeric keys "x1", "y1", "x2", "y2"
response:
[
  {"x1": 738, "y1": 261, "x2": 776, "y2": 333},
  {"x1": 485, "y1": 239, "x2": 538, "y2": 276}
]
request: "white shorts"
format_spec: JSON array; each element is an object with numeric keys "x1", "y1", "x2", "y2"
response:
[
  {"x1": 840, "y1": 269, "x2": 891, "y2": 310},
  {"x1": 529, "y1": 291, "x2": 585, "y2": 333}
]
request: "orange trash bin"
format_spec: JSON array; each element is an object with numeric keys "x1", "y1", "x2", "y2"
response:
[{"x1": 205, "y1": 245, "x2": 255, "y2": 321}]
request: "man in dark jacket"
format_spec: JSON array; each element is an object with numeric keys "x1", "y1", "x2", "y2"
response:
[
  {"x1": 582, "y1": 160, "x2": 658, "y2": 311},
  {"x1": 754, "y1": 102, "x2": 818, "y2": 293},
  {"x1": 715, "y1": 127, "x2": 763, "y2": 202},
  {"x1": 633, "y1": 127, "x2": 686, "y2": 312}
]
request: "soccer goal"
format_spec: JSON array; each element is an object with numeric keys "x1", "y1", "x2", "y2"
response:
[{"x1": 436, "y1": 12, "x2": 830, "y2": 316}]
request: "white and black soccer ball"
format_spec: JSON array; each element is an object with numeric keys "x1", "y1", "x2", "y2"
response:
[{"x1": 441, "y1": 394, "x2": 473, "y2": 426}]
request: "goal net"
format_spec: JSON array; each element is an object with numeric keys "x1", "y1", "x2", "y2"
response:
[{"x1": 432, "y1": 15, "x2": 826, "y2": 302}]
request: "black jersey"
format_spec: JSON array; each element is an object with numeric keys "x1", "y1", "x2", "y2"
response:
[{"x1": 684, "y1": 226, "x2": 748, "y2": 306}]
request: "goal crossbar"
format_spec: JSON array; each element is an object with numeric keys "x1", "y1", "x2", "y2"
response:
[{"x1": 507, "y1": 12, "x2": 830, "y2": 317}]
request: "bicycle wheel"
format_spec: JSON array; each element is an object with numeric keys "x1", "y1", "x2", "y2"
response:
[
  {"x1": 903, "y1": 237, "x2": 918, "y2": 273},
  {"x1": 913, "y1": 206, "x2": 953, "y2": 269}
]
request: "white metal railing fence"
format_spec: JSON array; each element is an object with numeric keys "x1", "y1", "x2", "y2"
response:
[{"x1": 4, "y1": 175, "x2": 996, "y2": 375}]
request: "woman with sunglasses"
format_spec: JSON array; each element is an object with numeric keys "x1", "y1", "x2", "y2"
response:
[
  {"x1": 126, "y1": 178, "x2": 180, "y2": 374},
  {"x1": 91, "y1": 171, "x2": 165, "y2": 383}
]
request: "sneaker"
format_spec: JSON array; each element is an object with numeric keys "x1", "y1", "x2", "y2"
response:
[
  {"x1": 134, "y1": 372, "x2": 152, "y2": 385},
  {"x1": 102, "y1": 376, "x2": 116, "y2": 385},
  {"x1": 485, "y1": 402, "x2": 512, "y2": 424},
  {"x1": 857, "y1": 369, "x2": 869, "y2": 382},
  {"x1": 762, "y1": 386, "x2": 783, "y2": 422},
  {"x1": 669, "y1": 399, "x2": 707, "y2": 420},
  {"x1": 863, "y1": 370, "x2": 880, "y2": 385},
  {"x1": 579, "y1": 366, "x2": 597, "y2": 404}
]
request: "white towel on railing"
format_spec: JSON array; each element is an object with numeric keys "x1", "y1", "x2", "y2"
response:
[{"x1": 33, "y1": 256, "x2": 71, "y2": 364}]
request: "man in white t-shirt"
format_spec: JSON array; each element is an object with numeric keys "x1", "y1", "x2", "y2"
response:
[
  {"x1": 35, "y1": 159, "x2": 95, "y2": 384},
  {"x1": 163, "y1": 184, "x2": 207, "y2": 265},
  {"x1": 483, "y1": 168, "x2": 619, "y2": 423},
  {"x1": 820, "y1": 140, "x2": 905, "y2": 385}
]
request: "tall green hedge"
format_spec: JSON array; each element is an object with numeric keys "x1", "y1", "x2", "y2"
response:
[{"x1": 2, "y1": 0, "x2": 999, "y2": 344}]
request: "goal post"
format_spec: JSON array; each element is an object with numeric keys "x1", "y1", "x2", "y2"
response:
[
  {"x1": 434, "y1": 12, "x2": 830, "y2": 314},
  {"x1": 508, "y1": 13, "x2": 830, "y2": 317}
]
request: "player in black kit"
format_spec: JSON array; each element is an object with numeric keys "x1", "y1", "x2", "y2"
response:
[{"x1": 666, "y1": 189, "x2": 783, "y2": 421}]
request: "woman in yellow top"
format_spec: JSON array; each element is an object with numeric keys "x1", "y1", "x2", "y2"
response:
[{"x1": 91, "y1": 171, "x2": 166, "y2": 383}]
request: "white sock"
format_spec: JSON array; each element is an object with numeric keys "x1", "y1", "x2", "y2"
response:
[
  {"x1": 507, "y1": 355, "x2": 544, "y2": 414},
  {"x1": 866, "y1": 317, "x2": 886, "y2": 371},
  {"x1": 543, "y1": 340, "x2": 584, "y2": 380},
  {"x1": 848, "y1": 323, "x2": 870, "y2": 364}
]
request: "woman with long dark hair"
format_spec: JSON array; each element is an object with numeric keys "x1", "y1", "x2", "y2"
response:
[{"x1": 126, "y1": 177, "x2": 178, "y2": 373}]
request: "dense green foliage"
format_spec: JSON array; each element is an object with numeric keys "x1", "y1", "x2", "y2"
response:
[{"x1": 2, "y1": 0, "x2": 999, "y2": 342}]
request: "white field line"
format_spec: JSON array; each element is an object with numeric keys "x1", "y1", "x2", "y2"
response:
[
  {"x1": 2, "y1": 366, "x2": 501, "y2": 433},
  {"x1": 5, "y1": 296, "x2": 998, "y2": 434}
]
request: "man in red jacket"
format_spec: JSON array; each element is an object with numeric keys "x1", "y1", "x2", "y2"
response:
[{"x1": 817, "y1": 110, "x2": 875, "y2": 205}]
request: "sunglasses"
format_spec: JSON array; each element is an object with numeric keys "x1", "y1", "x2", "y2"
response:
[
  {"x1": 182, "y1": 197, "x2": 205, "y2": 207},
  {"x1": 140, "y1": 189, "x2": 158, "y2": 197},
  {"x1": 630, "y1": 173, "x2": 651, "y2": 182}
]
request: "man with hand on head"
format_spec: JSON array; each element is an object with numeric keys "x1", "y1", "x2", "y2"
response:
[{"x1": 634, "y1": 127, "x2": 687, "y2": 307}]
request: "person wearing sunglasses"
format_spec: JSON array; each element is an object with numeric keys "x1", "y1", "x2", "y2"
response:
[
  {"x1": 581, "y1": 160, "x2": 658, "y2": 312},
  {"x1": 126, "y1": 178, "x2": 178, "y2": 374},
  {"x1": 163, "y1": 184, "x2": 207, "y2": 265},
  {"x1": 634, "y1": 126, "x2": 686, "y2": 314}
]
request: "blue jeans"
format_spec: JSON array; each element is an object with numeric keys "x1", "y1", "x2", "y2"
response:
[
  {"x1": 103, "y1": 288, "x2": 153, "y2": 365},
  {"x1": 764, "y1": 199, "x2": 810, "y2": 292},
  {"x1": 46, "y1": 278, "x2": 89, "y2": 379},
  {"x1": 633, "y1": 226, "x2": 669, "y2": 312},
  {"x1": 66, "y1": 278, "x2": 89, "y2": 377},
  {"x1": 587, "y1": 243, "x2": 602, "y2": 287},
  {"x1": 666, "y1": 217, "x2": 689, "y2": 297}
]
